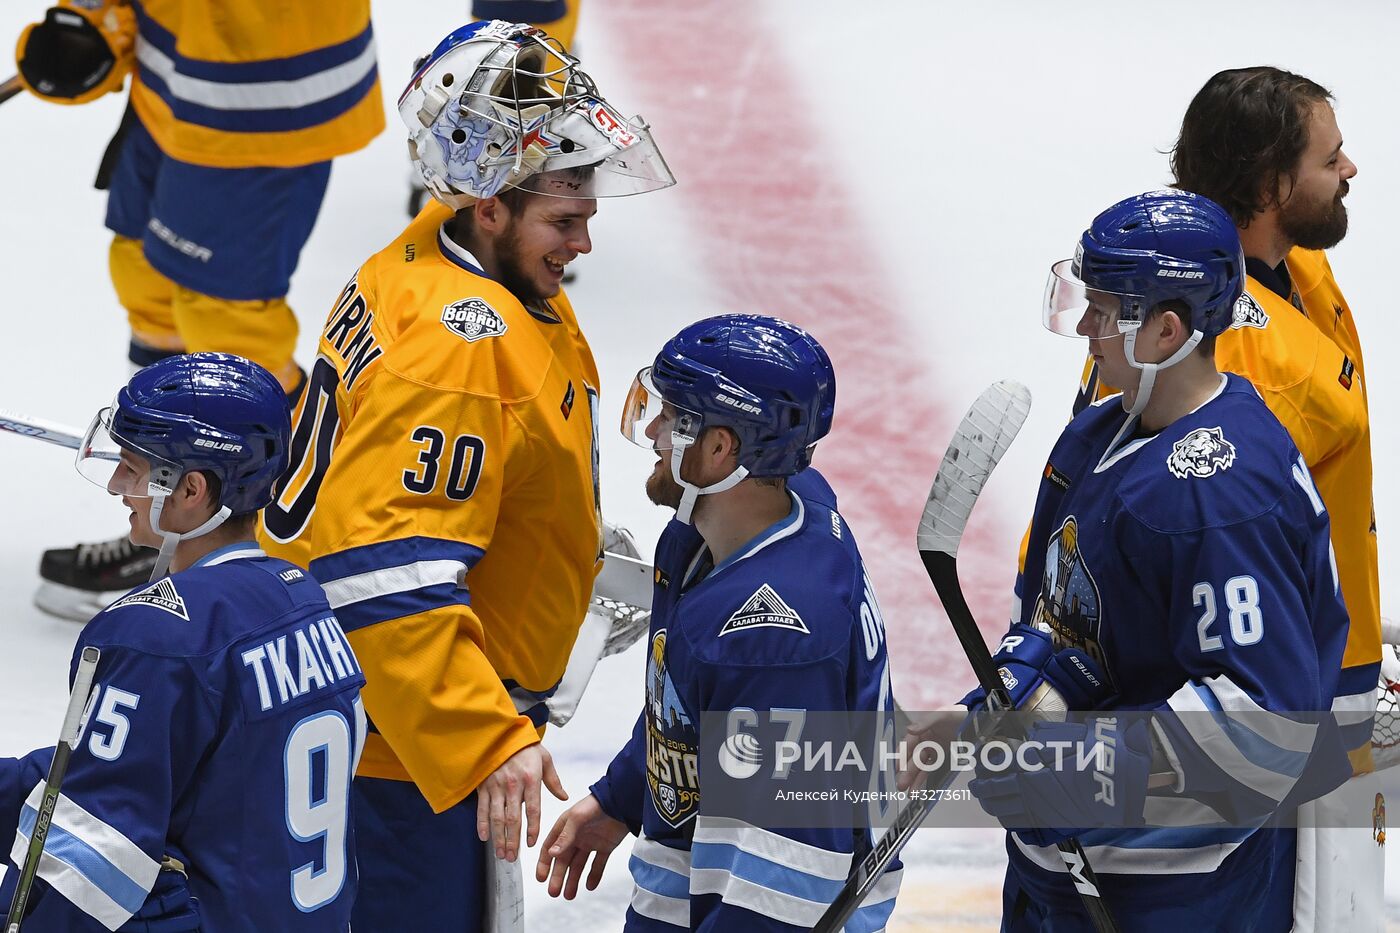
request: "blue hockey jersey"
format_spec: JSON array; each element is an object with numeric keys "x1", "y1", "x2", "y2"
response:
[
  {"x1": 590, "y1": 470, "x2": 902, "y2": 932},
  {"x1": 0, "y1": 544, "x2": 367, "y2": 932},
  {"x1": 1006, "y1": 374, "x2": 1351, "y2": 924}
]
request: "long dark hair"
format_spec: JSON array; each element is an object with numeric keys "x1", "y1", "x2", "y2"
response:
[{"x1": 1171, "y1": 67, "x2": 1332, "y2": 227}]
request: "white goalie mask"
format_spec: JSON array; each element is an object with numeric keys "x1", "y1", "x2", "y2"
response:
[{"x1": 398, "y1": 20, "x2": 675, "y2": 210}]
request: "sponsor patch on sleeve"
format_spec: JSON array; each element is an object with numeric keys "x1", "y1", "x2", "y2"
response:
[{"x1": 1044, "y1": 462, "x2": 1073, "y2": 491}]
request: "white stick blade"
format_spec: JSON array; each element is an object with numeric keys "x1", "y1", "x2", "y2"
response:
[
  {"x1": 916, "y1": 380, "x2": 1032, "y2": 557},
  {"x1": 0, "y1": 409, "x2": 84, "y2": 450}
]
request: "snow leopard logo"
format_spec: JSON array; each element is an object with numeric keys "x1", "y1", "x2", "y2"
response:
[{"x1": 1167, "y1": 426, "x2": 1237, "y2": 480}]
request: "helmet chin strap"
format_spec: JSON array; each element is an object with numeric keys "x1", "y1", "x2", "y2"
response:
[
  {"x1": 147, "y1": 492, "x2": 234, "y2": 582},
  {"x1": 669, "y1": 436, "x2": 749, "y2": 526},
  {"x1": 1121, "y1": 326, "x2": 1204, "y2": 418}
]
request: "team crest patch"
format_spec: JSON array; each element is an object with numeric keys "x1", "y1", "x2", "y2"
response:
[
  {"x1": 719, "y1": 584, "x2": 809, "y2": 637},
  {"x1": 1167, "y1": 426, "x2": 1237, "y2": 480},
  {"x1": 107, "y1": 578, "x2": 189, "y2": 621},
  {"x1": 441, "y1": 298, "x2": 507, "y2": 343},
  {"x1": 1231, "y1": 293, "x2": 1270, "y2": 330}
]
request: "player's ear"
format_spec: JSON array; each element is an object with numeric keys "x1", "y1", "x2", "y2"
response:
[
  {"x1": 710, "y1": 426, "x2": 741, "y2": 466},
  {"x1": 179, "y1": 470, "x2": 217, "y2": 514},
  {"x1": 475, "y1": 196, "x2": 507, "y2": 234},
  {"x1": 1164, "y1": 309, "x2": 1191, "y2": 352}
]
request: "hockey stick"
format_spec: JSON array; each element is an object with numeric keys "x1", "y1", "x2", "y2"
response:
[
  {"x1": 0, "y1": 409, "x2": 82, "y2": 450},
  {"x1": 0, "y1": 77, "x2": 20, "y2": 106},
  {"x1": 5, "y1": 646, "x2": 101, "y2": 932},
  {"x1": 813, "y1": 381, "x2": 1032, "y2": 932},
  {"x1": 814, "y1": 381, "x2": 1115, "y2": 932},
  {"x1": 916, "y1": 381, "x2": 1118, "y2": 932}
]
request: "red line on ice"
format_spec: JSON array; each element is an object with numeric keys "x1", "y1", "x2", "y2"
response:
[{"x1": 596, "y1": 1, "x2": 1017, "y2": 707}]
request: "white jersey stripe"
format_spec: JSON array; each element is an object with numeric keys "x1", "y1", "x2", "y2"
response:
[
  {"x1": 321, "y1": 558, "x2": 466, "y2": 608},
  {"x1": 135, "y1": 36, "x2": 378, "y2": 112},
  {"x1": 692, "y1": 816, "x2": 851, "y2": 879}
]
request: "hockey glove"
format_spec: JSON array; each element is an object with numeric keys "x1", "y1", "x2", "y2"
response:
[
  {"x1": 16, "y1": 0, "x2": 136, "y2": 105},
  {"x1": 969, "y1": 716, "x2": 1151, "y2": 848},
  {"x1": 959, "y1": 623, "x2": 1113, "y2": 714}
]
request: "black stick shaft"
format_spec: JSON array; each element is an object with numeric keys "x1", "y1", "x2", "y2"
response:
[
  {"x1": 5, "y1": 745, "x2": 76, "y2": 931},
  {"x1": 924, "y1": 550, "x2": 1118, "y2": 933}
]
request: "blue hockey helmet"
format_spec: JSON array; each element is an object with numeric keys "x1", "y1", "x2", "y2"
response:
[
  {"x1": 622, "y1": 314, "x2": 835, "y2": 483},
  {"x1": 1044, "y1": 189, "x2": 1244, "y2": 340},
  {"x1": 78, "y1": 352, "x2": 291, "y2": 516}
]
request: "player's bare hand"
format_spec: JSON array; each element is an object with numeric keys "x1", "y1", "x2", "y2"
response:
[
  {"x1": 897, "y1": 711, "x2": 961, "y2": 791},
  {"x1": 535, "y1": 794, "x2": 629, "y2": 899},
  {"x1": 476, "y1": 743, "x2": 568, "y2": 862}
]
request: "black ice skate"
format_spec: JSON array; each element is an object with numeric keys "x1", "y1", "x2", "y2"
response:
[{"x1": 35, "y1": 534, "x2": 157, "y2": 622}]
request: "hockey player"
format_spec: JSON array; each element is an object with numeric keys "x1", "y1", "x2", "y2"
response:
[
  {"x1": 255, "y1": 20, "x2": 674, "y2": 933},
  {"x1": 536, "y1": 314, "x2": 903, "y2": 931},
  {"x1": 0, "y1": 352, "x2": 367, "y2": 931},
  {"x1": 17, "y1": 0, "x2": 385, "y2": 618},
  {"x1": 971, "y1": 190, "x2": 1351, "y2": 930},
  {"x1": 1069, "y1": 68, "x2": 1380, "y2": 928}
]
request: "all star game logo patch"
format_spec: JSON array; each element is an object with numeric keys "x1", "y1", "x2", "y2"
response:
[
  {"x1": 1167, "y1": 426, "x2": 1237, "y2": 480},
  {"x1": 441, "y1": 298, "x2": 507, "y2": 343},
  {"x1": 107, "y1": 578, "x2": 189, "y2": 621},
  {"x1": 719, "y1": 584, "x2": 809, "y2": 637},
  {"x1": 1231, "y1": 293, "x2": 1270, "y2": 330}
]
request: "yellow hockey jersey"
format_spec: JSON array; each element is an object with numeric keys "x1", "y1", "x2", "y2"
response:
[
  {"x1": 258, "y1": 202, "x2": 602, "y2": 812},
  {"x1": 127, "y1": 0, "x2": 383, "y2": 168},
  {"x1": 1072, "y1": 247, "x2": 1380, "y2": 768}
]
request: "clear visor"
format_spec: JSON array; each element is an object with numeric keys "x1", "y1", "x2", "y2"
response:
[
  {"x1": 441, "y1": 34, "x2": 674, "y2": 199},
  {"x1": 1042, "y1": 258, "x2": 1143, "y2": 338},
  {"x1": 75, "y1": 407, "x2": 182, "y2": 499},
  {"x1": 620, "y1": 368, "x2": 703, "y2": 451},
  {"x1": 517, "y1": 103, "x2": 676, "y2": 198}
]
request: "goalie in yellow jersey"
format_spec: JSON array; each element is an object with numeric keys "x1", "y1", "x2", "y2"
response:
[
  {"x1": 258, "y1": 21, "x2": 674, "y2": 933},
  {"x1": 1071, "y1": 67, "x2": 1379, "y2": 931}
]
